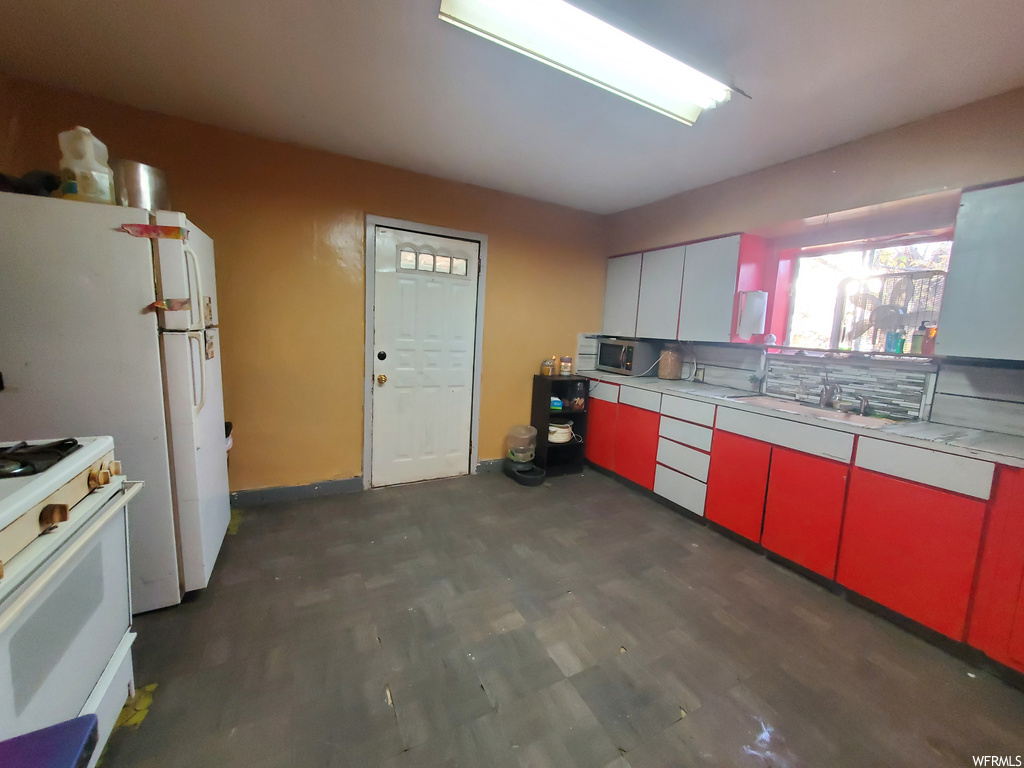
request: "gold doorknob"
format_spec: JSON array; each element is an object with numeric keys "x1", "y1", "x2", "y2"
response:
[{"x1": 377, "y1": 374, "x2": 387, "y2": 384}]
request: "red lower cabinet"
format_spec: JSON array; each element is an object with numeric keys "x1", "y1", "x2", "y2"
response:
[
  {"x1": 836, "y1": 467, "x2": 987, "y2": 640},
  {"x1": 761, "y1": 448, "x2": 849, "y2": 579},
  {"x1": 585, "y1": 398, "x2": 618, "y2": 470},
  {"x1": 704, "y1": 430, "x2": 772, "y2": 542},
  {"x1": 613, "y1": 404, "x2": 659, "y2": 490},
  {"x1": 1009, "y1": 593, "x2": 1024, "y2": 667},
  {"x1": 967, "y1": 466, "x2": 1024, "y2": 672}
]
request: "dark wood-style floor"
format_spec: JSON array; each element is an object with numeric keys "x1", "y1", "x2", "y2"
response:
[{"x1": 105, "y1": 470, "x2": 1024, "y2": 767}]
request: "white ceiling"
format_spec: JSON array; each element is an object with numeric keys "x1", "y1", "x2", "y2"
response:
[{"x1": 2, "y1": 0, "x2": 1024, "y2": 214}]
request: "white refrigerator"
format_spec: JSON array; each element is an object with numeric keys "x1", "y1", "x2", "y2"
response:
[{"x1": 0, "y1": 191, "x2": 230, "y2": 613}]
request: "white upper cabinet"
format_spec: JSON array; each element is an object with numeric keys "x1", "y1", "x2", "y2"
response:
[
  {"x1": 677, "y1": 235, "x2": 741, "y2": 342},
  {"x1": 937, "y1": 181, "x2": 1024, "y2": 360},
  {"x1": 602, "y1": 253, "x2": 642, "y2": 337},
  {"x1": 636, "y1": 245, "x2": 685, "y2": 339}
]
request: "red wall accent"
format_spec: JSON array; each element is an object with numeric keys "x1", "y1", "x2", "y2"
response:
[
  {"x1": 729, "y1": 236, "x2": 798, "y2": 346},
  {"x1": 730, "y1": 234, "x2": 770, "y2": 343}
]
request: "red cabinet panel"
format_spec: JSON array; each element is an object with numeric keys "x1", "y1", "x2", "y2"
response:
[
  {"x1": 967, "y1": 466, "x2": 1024, "y2": 672},
  {"x1": 585, "y1": 398, "x2": 618, "y2": 470},
  {"x1": 1009, "y1": 593, "x2": 1024, "y2": 666},
  {"x1": 613, "y1": 404, "x2": 659, "y2": 490},
  {"x1": 761, "y1": 448, "x2": 849, "y2": 579},
  {"x1": 704, "y1": 430, "x2": 772, "y2": 542},
  {"x1": 836, "y1": 467, "x2": 987, "y2": 640}
]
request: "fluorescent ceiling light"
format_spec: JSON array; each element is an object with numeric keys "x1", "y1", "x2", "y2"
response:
[{"x1": 439, "y1": 0, "x2": 733, "y2": 125}]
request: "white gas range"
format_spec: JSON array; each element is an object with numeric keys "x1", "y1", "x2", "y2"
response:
[{"x1": 0, "y1": 436, "x2": 141, "y2": 767}]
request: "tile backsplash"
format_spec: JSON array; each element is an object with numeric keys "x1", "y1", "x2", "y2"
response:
[{"x1": 764, "y1": 357, "x2": 931, "y2": 420}]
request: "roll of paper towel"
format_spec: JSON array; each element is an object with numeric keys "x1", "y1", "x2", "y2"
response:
[{"x1": 737, "y1": 290, "x2": 768, "y2": 340}]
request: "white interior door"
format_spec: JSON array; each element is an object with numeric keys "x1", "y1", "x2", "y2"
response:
[{"x1": 371, "y1": 226, "x2": 480, "y2": 487}]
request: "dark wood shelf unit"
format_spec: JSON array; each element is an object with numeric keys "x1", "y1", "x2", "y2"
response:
[{"x1": 531, "y1": 374, "x2": 589, "y2": 477}]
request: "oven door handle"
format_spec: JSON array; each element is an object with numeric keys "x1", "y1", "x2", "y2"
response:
[{"x1": 0, "y1": 482, "x2": 143, "y2": 636}]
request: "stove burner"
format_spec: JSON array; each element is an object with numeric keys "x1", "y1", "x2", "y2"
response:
[
  {"x1": 0, "y1": 458, "x2": 33, "y2": 477},
  {"x1": 0, "y1": 439, "x2": 82, "y2": 478}
]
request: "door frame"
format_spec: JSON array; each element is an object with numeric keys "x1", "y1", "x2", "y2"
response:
[{"x1": 362, "y1": 215, "x2": 488, "y2": 490}]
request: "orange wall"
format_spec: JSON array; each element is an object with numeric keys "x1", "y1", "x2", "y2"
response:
[
  {"x1": 607, "y1": 87, "x2": 1024, "y2": 254},
  {"x1": 0, "y1": 75, "x2": 607, "y2": 491}
]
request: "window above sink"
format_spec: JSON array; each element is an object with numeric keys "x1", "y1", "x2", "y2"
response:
[{"x1": 787, "y1": 238, "x2": 952, "y2": 353}]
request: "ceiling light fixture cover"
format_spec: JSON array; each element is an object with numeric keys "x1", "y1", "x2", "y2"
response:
[{"x1": 439, "y1": 0, "x2": 733, "y2": 125}]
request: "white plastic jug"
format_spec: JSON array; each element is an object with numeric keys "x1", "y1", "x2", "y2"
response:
[{"x1": 58, "y1": 126, "x2": 115, "y2": 204}]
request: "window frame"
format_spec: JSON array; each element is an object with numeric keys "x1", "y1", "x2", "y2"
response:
[{"x1": 784, "y1": 236, "x2": 953, "y2": 351}]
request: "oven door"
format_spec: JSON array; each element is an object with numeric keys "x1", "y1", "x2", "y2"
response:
[
  {"x1": 597, "y1": 340, "x2": 628, "y2": 373},
  {"x1": 0, "y1": 482, "x2": 140, "y2": 739}
]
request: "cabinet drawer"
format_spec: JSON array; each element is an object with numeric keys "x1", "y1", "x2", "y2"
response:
[
  {"x1": 588, "y1": 380, "x2": 619, "y2": 404},
  {"x1": 855, "y1": 437, "x2": 994, "y2": 500},
  {"x1": 660, "y1": 394, "x2": 715, "y2": 427},
  {"x1": 657, "y1": 438, "x2": 710, "y2": 482},
  {"x1": 659, "y1": 416, "x2": 713, "y2": 452},
  {"x1": 654, "y1": 465, "x2": 707, "y2": 516},
  {"x1": 715, "y1": 407, "x2": 854, "y2": 463},
  {"x1": 619, "y1": 386, "x2": 661, "y2": 412}
]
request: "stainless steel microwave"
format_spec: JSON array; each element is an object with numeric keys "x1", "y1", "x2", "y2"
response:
[{"x1": 596, "y1": 338, "x2": 661, "y2": 376}]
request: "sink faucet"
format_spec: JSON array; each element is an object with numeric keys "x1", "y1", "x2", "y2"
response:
[{"x1": 818, "y1": 371, "x2": 843, "y2": 409}]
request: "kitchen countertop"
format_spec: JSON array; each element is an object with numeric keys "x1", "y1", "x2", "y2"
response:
[{"x1": 581, "y1": 370, "x2": 1024, "y2": 468}]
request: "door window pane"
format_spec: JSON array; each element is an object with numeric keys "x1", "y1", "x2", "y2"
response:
[
  {"x1": 418, "y1": 253, "x2": 434, "y2": 272},
  {"x1": 399, "y1": 249, "x2": 417, "y2": 270},
  {"x1": 452, "y1": 257, "x2": 468, "y2": 276},
  {"x1": 435, "y1": 255, "x2": 451, "y2": 274}
]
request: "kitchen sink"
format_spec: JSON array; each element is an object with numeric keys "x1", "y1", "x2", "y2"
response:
[{"x1": 722, "y1": 394, "x2": 898, "y2": 427}]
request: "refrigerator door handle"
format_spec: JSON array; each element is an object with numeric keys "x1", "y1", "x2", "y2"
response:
[
  {"x1": 188, "y1": 331, "x2": 207, "y2": 414},
  {"x1": 184, "y1": 244, "x2": 206, "y2": 330}
]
